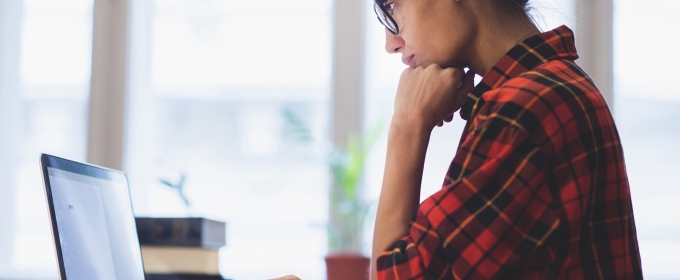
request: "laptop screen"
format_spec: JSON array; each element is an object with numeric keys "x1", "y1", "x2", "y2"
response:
[{"x1": 42, "y1": 155, "x2": 145, "y2": 280}]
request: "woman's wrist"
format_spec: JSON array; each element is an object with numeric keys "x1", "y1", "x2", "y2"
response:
[{"x1": 389, "y1": 112, "x2": 433, "y2": 139}]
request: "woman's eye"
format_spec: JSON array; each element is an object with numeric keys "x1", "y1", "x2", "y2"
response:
[{"x1": 384, "y1": 2, "x2": 395, "y2": 13}]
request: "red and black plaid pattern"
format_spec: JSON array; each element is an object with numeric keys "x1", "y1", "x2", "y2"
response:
[{"x1": 376, "y1": 26, "x2": 642, "y2": 279}]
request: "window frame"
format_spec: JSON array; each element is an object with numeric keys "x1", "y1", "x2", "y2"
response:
[{"x1": 0, "y1": 0, "x2": 23, "y2": 273}]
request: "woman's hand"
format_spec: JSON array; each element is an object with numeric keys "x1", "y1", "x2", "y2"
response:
[
  {"x1": 269, "y1": 275, "x2": 300, "y2": 280},
  {"x1": 393, "y1": 64, "x2": 475, "y2": 131}
]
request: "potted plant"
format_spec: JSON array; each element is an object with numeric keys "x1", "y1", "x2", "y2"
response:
[
  {"x1": 282, "y1": 109, "x2": 384, "y2": 280},
  {"x1": 325, "y1": 124, "x2": 382, "y2": 280}
]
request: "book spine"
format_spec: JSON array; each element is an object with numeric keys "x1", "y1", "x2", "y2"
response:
[{"x1": 136, "y1": 218, "x2": 225, "y2": 249}]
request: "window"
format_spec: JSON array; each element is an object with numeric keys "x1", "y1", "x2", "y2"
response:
[
  {"x1": 0, "y1": 0, "x2": 93, "y2": 278},
  {"x1": 614, "y1": 0, "x2": 680, "y2": 278},
  {"x1": 125, "y1": 1, "x2": 331, "y2": 278},
  {"x1": 1, "y1": 0, "x2": 673, "y2": 278}
]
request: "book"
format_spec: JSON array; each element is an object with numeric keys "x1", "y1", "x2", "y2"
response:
[
  {"x1": 141, "y1": 246, "x2": 220, "y2": 275},
  {"x1": 136, "y1": 217, "x2": 226, "y2": 249}
]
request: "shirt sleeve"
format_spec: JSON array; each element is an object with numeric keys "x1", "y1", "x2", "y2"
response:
[{"x1": 376, "y1": 115, "x2": 560, "y2": 280}]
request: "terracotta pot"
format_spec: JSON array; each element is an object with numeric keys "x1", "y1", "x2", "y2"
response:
[{"x1": 325, "y1": 253, "x2": 370, "y2": 280}]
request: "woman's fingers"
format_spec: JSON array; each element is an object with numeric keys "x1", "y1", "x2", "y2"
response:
[
  {"x1": 436, "y1": 114, "x2": 452, "y2": 128},
  {"x1": 460, "y1": 70, "x2": 476, "y2": 95},
  {"x1": 393, "y1": 65, "x2": 474, "y2": 130},
  {"x1": 269, "y1": 276, "x2": 301, "y2": 280},
  {"x1": 437, "y1": 71, "x2": 475, "y2": 128}
]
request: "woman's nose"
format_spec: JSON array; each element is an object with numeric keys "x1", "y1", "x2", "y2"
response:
[{"x1": 384, "y1": 29, "x2": 404, "y2": 54}]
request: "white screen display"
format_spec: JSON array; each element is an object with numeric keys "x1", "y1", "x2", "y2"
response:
[{"x1": 47, "y1": 167, "x2": 145, "y2": 280}]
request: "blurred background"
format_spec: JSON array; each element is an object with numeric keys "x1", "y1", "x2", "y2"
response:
[{"x1": 0, "y1": 0, "x2": 678, "y2": 279}]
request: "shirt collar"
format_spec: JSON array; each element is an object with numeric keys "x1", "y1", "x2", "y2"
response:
[{"x1": 460, "y1": 25, "x2": 579, "y2": 120}]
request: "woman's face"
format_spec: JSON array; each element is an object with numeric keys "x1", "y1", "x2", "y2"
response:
[{"x1": 384, "y1": 0, "x2": 477, "y2": 69}]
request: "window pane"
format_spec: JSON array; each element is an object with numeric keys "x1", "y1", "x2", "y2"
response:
[
  {"x1": 614, "y1": 0, "x2": 680, "y2": 278},
  {"x1": 126, "y1": 1, "x2": 331, "y2": 279},
  {"x1": 0, "y1": 0, "x2": 92, "y2": 278}
]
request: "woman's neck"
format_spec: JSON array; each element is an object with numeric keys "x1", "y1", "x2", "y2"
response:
[{"x1": 468, "y1": 10, "x2": 541, "y2": 76}]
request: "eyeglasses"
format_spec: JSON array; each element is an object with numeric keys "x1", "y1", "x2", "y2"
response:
[{"x1": 373, "y1": 0, "x2": 399, "y2": 35}]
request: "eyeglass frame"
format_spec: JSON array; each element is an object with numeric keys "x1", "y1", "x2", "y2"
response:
[{"x1": 373, "y1": 0, "x2": 399, "y2": 35}]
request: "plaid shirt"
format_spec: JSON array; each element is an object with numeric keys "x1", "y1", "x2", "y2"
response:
[{"x1": 376, "y1": 26, "x2": 643, "y2": 279}]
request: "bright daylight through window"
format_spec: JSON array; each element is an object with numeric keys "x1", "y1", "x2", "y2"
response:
[
  {"x1": 0, "y1": 0, "x2": 678, "y2": 279},
  {"x1": 0, "y1": 0, "x2": 92, "y2": 278},
  {"x1": 125, "y1": 1, "x2": 331, "y2": 279}
]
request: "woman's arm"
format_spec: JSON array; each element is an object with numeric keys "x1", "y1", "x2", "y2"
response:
[
  {"x1": 370, "y1": 65, "x2": 474, "y2": 280},
  {"x1": 370, "y1": 117, "x2": 430, "y2": 280}
]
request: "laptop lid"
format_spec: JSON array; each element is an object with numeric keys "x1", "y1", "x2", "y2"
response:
[{"x1": 40, "y1": 154, "x2": 145, "y2": 280}]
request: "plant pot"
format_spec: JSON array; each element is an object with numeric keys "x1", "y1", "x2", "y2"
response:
[{"x1": 325, "y1": 252, "x2": 370, "y2": 280}]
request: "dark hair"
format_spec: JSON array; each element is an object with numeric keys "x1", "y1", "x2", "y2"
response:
[{"x1": 496, "y1": 0, "x2": 531, "y2": 17}]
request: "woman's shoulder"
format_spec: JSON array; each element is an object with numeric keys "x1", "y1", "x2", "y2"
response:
[
  {"x1": 495, "y1": 59, "x2": 597, "y2": 97},
  {"x1": 474, "y1": 58, "x2": 608, "y2": 140},
  {"x1": 481, "y1": 59, "x2": 604, "y2": 115}
]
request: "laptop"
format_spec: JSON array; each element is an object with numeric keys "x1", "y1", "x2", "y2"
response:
[{"x1": 40, "y1": 154, "x2": 146, "y2": 280}]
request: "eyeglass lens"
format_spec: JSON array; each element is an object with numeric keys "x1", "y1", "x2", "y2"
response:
[{"x1": 373, "y1": 3, "x2": 397, "y2": 34}]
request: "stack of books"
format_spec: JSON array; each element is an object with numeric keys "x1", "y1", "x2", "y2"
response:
[{"x1": 135, "y1": 217, "x2": 228, "y2": 280}]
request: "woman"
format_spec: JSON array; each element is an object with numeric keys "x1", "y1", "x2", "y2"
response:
[
  {"x1": 275, "y1": 0, "x2": 642, "y2": 279},
  {"x1": 370, "y1": 0, "x2": 642, "y2": 279}
]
